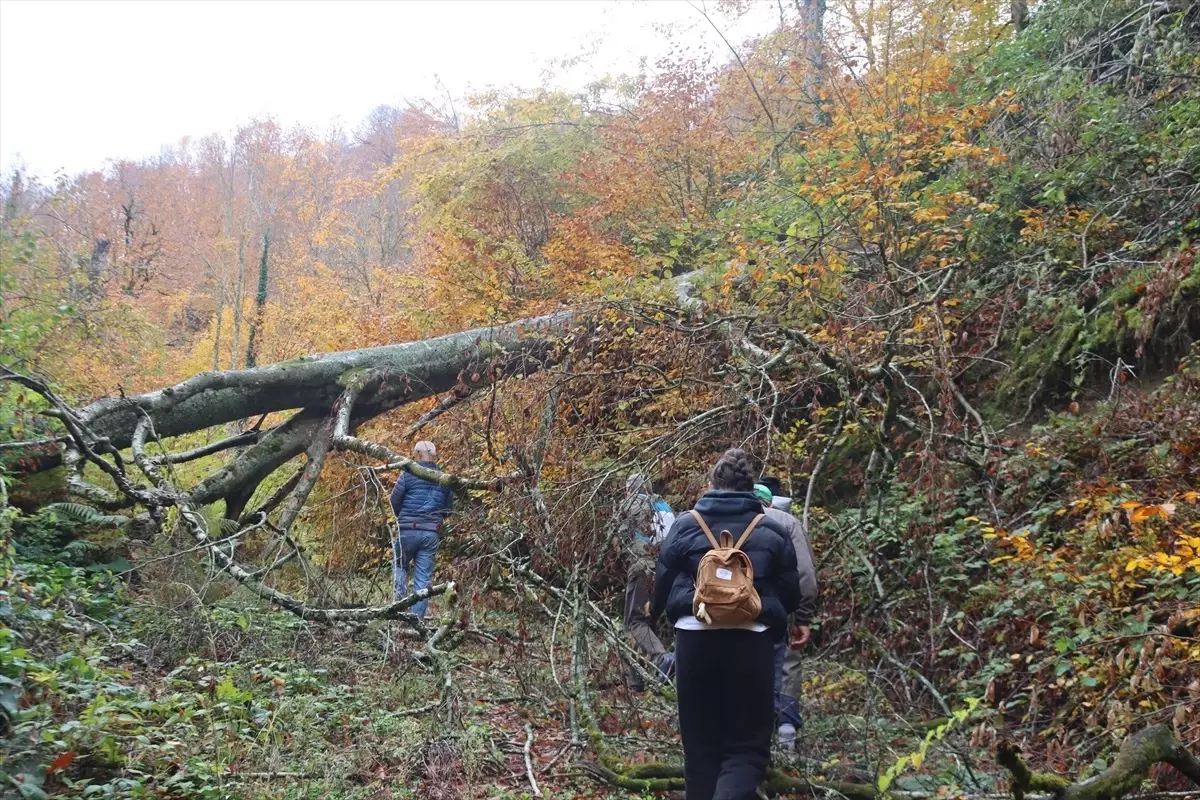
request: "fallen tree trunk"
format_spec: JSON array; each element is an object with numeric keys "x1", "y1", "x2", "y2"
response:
[
  {"x1": 13, "y1": 270, "x2": 718, "y2": 484},
  {"x1": 5, "y1": 313, "x2": 567, "y2": 506},
  {"x1": 79, "y1": 310, "x2": 571, "y2": 451}
]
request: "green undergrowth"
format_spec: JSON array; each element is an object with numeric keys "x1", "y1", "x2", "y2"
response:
[
  {"x1": 815, "y1": 344, "x2": 1200, "y2": 777},
  {"x1": 2, "y1": 500, "x2": 990, "y2": 800},
  {"x1": 0, "y1": 523, "x2": 672, "y2": 800}
]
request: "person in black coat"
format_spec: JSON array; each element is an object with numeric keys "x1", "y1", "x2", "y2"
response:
[{"x1": 652, "y1": 448, "x2": 801, "y2": 800}]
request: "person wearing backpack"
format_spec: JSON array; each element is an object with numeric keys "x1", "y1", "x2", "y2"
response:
[{"x1": 652, "y1": 449, "x2": 801, "y2": 800}]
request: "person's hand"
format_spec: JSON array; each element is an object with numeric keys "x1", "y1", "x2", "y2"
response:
[{"x1": 790, "y1": 625, "x2": 810, "y2": 649}]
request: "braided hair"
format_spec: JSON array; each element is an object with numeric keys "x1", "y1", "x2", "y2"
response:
[{"x1": 709, "y1": 448, "x2": 756, "y2": 492}]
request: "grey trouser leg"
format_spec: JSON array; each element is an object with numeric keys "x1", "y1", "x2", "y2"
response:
[
  {"x1": 624, "y1": 565, "x2": 667, "y2": 659},
  {"x1": 781, "y1": 643, "x2": 804, "y2": 726}
]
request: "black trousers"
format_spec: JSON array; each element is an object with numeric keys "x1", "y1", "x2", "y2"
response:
[{"x1": 675, "y1": 627, "x2": 775, "y2": 800}]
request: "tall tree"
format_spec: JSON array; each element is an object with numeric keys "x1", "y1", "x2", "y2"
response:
[
  {"x1": 244, "y1": 231, "x2": 270, "y2": 369},
  {"x1": 800, "y1": 0, "x2": 829, "y2": 125}
]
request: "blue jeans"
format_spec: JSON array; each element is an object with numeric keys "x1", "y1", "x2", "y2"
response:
[
  {"x1": 774, "y1": 638, "x2": 803, "y2": 728},
  {"x1": 393, "y1": 528, "x2": 439, "y2": 617}
]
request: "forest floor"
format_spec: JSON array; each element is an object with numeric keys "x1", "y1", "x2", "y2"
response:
[{"x1": 9, "y1": 564, "x2": 991, "y2": 800}]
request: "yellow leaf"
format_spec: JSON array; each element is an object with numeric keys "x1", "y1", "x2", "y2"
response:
[{"x1": 1130, "y1": 505, "x2": 1167, "y2": 523}]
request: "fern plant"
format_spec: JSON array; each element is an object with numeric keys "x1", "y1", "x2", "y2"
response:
[{"x1": 43, "y1": 503, "x2": 131, "y2": 531}]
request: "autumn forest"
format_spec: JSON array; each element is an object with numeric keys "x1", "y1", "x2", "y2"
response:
[{"x1": 1, "y1": 0, "x2": 1199, "y2": 798}]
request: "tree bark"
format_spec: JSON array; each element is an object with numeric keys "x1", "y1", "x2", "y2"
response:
[
  {"x1": 244, "y1": 231, "x2": 269, "y2": 369},
  {"x1": 1012, "y1": 0, "x2": 1029, "y2": 32},
  {"x1": 229, "y1": 232, "x2": 246, "y2": 370},
  {"x1": 998, "y1": 724, "x2": 1199, "y2": 800},
  {"x1": 85, "y1": 238, "x2": 110, "y2": 297},
  {"x1": 79, "y1": 311, "x2": 566, "y2": 448},
  {"x1": 799, "y1": 0, "x2": 827, "y2": 127}
]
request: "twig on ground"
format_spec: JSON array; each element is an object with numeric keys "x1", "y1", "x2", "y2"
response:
[{"x1": 524, "y1": 723, "x2": 543, "y2": 798}]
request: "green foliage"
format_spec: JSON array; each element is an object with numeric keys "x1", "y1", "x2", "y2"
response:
[
  {"x1": 878, "y1": 698, "x2": 981, "y2": 793},
  {"x1": 404, "y1": 90, "x2": 603, "y2": 321},
  {"x1": 972, "y1": 0, "x2": 1200, "y2": 402},
  {"x1": 41, "y1": 503, "x2": 131, "y2": 531},
  {"x1": 8, "y1": 504, "x2": 127, "y2": 568},
  {"x1": 0, "y1": 223, "x2": 74, "y2": 372},
  {"x1": 4, "y1": 0, "x2": 1200, "y2": 794},
  {"x1": 0, "y1": 556, "x2": 445, "y2": 798}
]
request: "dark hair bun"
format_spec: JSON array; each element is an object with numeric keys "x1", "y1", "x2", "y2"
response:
[{"x1": 710, "y1": 448, "x2": 755, "y2": 492}]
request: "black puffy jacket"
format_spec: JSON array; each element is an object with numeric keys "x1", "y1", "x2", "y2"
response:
[{"x1": 651, "y1": 490, "x2": 801, "y2": 637}]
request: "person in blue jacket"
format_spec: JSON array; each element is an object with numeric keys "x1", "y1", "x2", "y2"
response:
[{"x1": 389, "y1": 440, "x2": 453, "y2": 617}]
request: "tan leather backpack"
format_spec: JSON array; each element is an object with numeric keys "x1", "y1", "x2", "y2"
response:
[{"x1": 689, "y1": 510, "x2": 764, "y2": 625}]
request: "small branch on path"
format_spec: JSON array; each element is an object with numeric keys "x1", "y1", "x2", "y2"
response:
[{"x1": 524, "y1": 723, "x2": 543, "y2": 798}]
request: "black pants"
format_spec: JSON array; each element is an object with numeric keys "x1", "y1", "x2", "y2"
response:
[{"x1": 676, "y1": 627, "x2": 774, "y2": 800}]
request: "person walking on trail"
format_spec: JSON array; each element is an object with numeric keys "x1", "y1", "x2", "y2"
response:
[
  {"x1": 389, "y1": 440, "x2": 453, "y2": 618},
  {"x1": 754, "y1": 480, "x2": 818, "y2": 751},
  {"x1": 619, "y1": 473, "x2": 677, "y2": 688},
  {"x1": 652, "y1": 449, "x2": 801, "y2": 800}
]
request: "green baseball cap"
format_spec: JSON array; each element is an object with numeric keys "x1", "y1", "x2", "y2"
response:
[{"x1": 753, "y1": 483, "x2": 772, "y2": 505}]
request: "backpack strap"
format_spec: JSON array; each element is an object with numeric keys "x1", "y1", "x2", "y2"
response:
[
  {"x1": 734, "y1": 513, "x2": 765, "y2": 550},
  {"x1": 688, "y1": 510, "x2": 720, "y2": 550}
]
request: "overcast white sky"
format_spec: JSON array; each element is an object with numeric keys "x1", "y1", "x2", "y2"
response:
[{"x1": 0, "y1": 0, "x2": 778, "y2": 180}]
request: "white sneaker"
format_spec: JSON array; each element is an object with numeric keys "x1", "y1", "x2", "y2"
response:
[{"x1": 777, "y1": 723, "x2": 796, "y2": 750}]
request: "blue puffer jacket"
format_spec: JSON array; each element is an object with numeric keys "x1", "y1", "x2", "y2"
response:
[{"x1": 390, "y1": 461, "x2": 454, "y2": 531}]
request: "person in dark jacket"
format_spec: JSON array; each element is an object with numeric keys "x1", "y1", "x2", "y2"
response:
[
  {"x1": 652, "y1": 448, "x2": 801, "y2": 800},
  {"x1": 389, "y1": 440, "x2": 453, "y2": 617}
]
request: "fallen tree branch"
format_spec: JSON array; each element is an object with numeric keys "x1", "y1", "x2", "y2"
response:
[
  {"x1": 275, "y1": 421, "x2": 334, "y2": 533},
  {"x1": 804, "y1": 389, "x2": 863, "y2": 534},
  {"x1": 404, "y1": 384, "x2": 477, "y2": 439},
  {"x1": 237, "y1": 463, "x2": 305, "y2": 527},
  {"x1": 123, "y1": 412, "x2": 457, "y2": 623},
  {"x1": 179, "y1": 501, "x2": 453, "y2": 621},
  {"x1": 509, "y1": 561, "x2": 672, "y2": 701},
  {"x1": 333, "y1": 369, "x2": 523, "y2": 491},
  {"x1": 524, "y1": 723, "x2": 544, "y2": 798},
  {"x1": 578, "y1": 760, "x2": 879, "y2": 799},
  {"x1": 997, "y1": 725, "x2": 1200, "y2": 800},
  {"x1": 149, "y1": 428, "x2": 263, "y2": 465}
]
